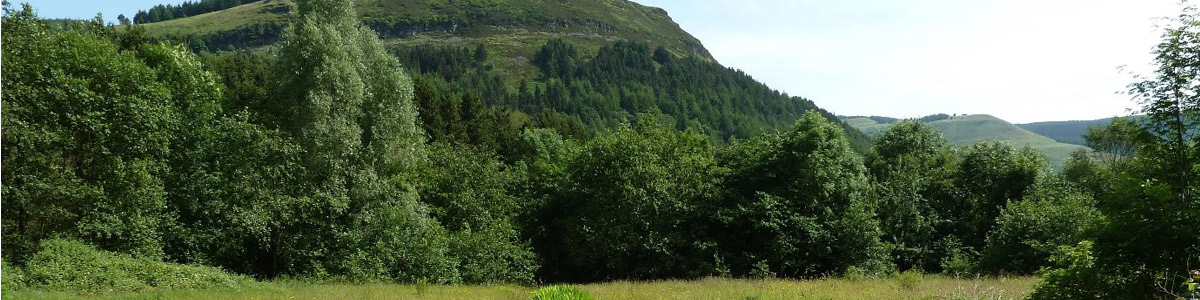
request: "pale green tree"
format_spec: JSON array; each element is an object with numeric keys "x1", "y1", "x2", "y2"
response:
[{"x1": 270, "y1": 0, "x2": 455, "y2": 281}]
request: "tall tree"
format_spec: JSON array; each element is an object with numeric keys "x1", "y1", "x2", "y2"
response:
[
  {"x1": 865, "y1": 120, "x2": 958, "y2": 272},
  {"x1": 269, "y1": 0, "x2": 455, "y2": 281}
]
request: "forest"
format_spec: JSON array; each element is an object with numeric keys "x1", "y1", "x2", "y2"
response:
[{"x1": 1, "y1": 0, "x2": 1198, "y2": 299}]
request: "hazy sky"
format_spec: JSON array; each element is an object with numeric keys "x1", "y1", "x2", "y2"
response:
[
  {"x1": 638, "y1": 0, "x2": 1181, "y2": 123},
  {"x1": 21, "y1": 0, "x2": 1184, "y2": 123}
]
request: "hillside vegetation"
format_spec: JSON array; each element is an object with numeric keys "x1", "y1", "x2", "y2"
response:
[
  {"x1": 844, "y1": 114, "x2": 1088, "y2": 168},
  {"x1": 4, "y1": 1, "x2": 1199, "y2": 299},
  {"x1": 140, "y1": 0, "x2": 710, "y2": 61},
  {"x1": 1017, "y1": 116, "x2": 1142, "y2": 146}
]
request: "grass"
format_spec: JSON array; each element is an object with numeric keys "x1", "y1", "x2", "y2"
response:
[
  {"x1": 844, "y1": 114, "x2": 1088, "y2": 169},
  {"x1": 140, "y1": 0, "x2": 294, "y2": 37},
  {"x1": 139, "y1": 0, "x2": 709, "y2": 61},
  {"x1": 3, "y1": 275, "x2": 1037, "y2": 300}
]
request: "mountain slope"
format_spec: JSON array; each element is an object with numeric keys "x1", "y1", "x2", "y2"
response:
[
  {"x1": 140, "y1": 0, "x2": 710, "y2": 60},
  {"x1": 137, "y1": 0, "x2": 871, "y2": 151},
  {"x1": 845, "y1": 114, "x2": 1088, "y2": 169},
  {"x1": 1017, "y1": 117, "x2": 1136, "y2": 146}
]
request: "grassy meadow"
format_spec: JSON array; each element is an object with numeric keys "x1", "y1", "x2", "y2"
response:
[{"x1": 4, "y1": 275, "x2": 1037, "y2": 300}]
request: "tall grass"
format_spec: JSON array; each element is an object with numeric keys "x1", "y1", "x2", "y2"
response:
[{"x1": 3, "y1": 275, "x2": 1036, "y2": 300}]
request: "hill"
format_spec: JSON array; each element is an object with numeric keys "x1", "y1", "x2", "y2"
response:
[
  {"x1": 139, "y1": 0, "x2": 710, "y2": 61},
  {"x1": 1016, "y1": 117, "x2": 1136, "y2": 146},
  {"x1": 138, "y1": 0, "x2": 871, "y2": 151},
  {"x1": 843, "y1": 114, "x2": 1088, "y2": 169}
]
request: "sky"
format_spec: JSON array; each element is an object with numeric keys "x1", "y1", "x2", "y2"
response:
[
  {"x1": 20, "y1": 0, "x2": 1184, "y2": 123},
  {"x1": 637, "y1": 0, "x2": 1181, "y2": 123},
  {"x1": 18, "y1": 1, "x2": 157, "y2": 22}
]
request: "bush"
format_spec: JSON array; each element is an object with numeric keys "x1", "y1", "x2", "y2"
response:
[
  {"x1": 1027, "y1": 241, "x2": 1109, "y2": 300},
  {"x1": 980, "y1": 178, "x2": 1099, "y2": 274},
  {"x1": 893, "y1": 270, "x2": 924, "y2": 290},
  {"x1": 529, "y1": 285, "x2": 594, "y2": 300},
  {"x1": 21, "y1": 238, "x2": 249, "y2": 293},
  {"x1": 2, "y1": 259, "x2": 25, "y2": 291},
  {"x1": 449, "y1": 225, "x2": 538, "y2": 284}
]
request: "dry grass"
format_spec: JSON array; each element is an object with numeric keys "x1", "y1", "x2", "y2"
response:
[{"x1": 3, "y1": 275, "x2": 1036, "y2": 300}]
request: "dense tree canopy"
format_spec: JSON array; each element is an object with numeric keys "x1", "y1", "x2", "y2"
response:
[{"x1": 6, "y1": 3, "x2": 1197, "y2": 298}]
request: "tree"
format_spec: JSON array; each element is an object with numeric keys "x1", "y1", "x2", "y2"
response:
[
  {"x1": 1126, "y1": 8, "x2": 1200, "y2": 201},
  {"x1": 1034, "y1": 5, "x2": 1200, "y2": 298},
  {"x1": 269, "y1": 0, "x2": 455, "y2": 281},
  {"x1": 532, "y1": 39, "x2": 578, "y2": 79},
  {"x1": 865, "y1": 120, "x2": 958, "y2": 272},
  {"x1": 116, "y1": 14, "x2": 130, "y2": 25},
  {"x1": 1083, "y1": 116, "x2": 1148, "y2": 170},
  {"x1": 980, "y1": 177, "x2": 1099, "y2": 274},
  {"x1": 419, "y1": 143, "x2": 537, "y2": 284},
  {"x1": 717, "y1": 111, "x2": 889, "y2": 278},
  {"x1": 2, "y1": 5, "x2": 174, "y2": 261},
  {"x1": 550, "y1": 117, "x2": 723, "y2": 281},
  {"x1": 951, "y1": 142, "x2": 1047, "y2": 254}
]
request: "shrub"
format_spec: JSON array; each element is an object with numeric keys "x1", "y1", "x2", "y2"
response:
[
  {"x1": 21, "y1": 238, "x2": 249, "y2": 293},
  {"x1": 529, "y1": 285, "x2": 594, "y2": 300},
  {"x1": 893, "y1": 269, "x2": 924, "y2": 290},
  {"x1": 1027, "y1": 241, "x2": 1112, "y2": 300},
  {"x1": 2, "y1": 259, "x2": 25, "y2": 291},
  {"x1": 980, "y1": 178, "x2": 1099, "y2": 274}
]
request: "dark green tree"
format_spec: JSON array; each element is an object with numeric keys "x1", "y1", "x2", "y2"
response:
[
  {"x1": 980, "y1": 177, "x2": 1099, "y2": 274},
  {"x1": 951, "y1": 141, "x2": 1047, "y2": 254},
  {"x1": 550, "y1": 117, "x2": 723, "y2": 281},
  {"x1": 717, "y1": 111, "x2": 889, "y2": 278},
  {"x1": 2, "y1": 5, "x2": 173, "y2": 261},
  {"x1": 865, "y1": 120, "x2": 958, "y2": 272}
]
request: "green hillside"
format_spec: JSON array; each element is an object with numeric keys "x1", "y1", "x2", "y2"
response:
[
  {"x1": 845, "y1": 114, "x2": 1088, "y2": 169},
  {"x1": 1016, "y1": 117, "x2": 1140, "y2": 146},
  {"x1": 141, "y1": 0, "x2": 870, "y2": 151},
  {"x1": 139, "y1": 0, "x2": 710, "y2": 62}
]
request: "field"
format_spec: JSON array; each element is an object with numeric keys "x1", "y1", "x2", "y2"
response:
[{"x1": 4, "y1": 275, "x2": 1037, "y2": 300}]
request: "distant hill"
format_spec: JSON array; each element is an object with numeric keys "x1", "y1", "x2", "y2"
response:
[
  {"x1": 1017, "y1": 117, "x2": 1135, "y2": 146},
  {"x1": 843, "y1": 114, "x2": 1088, "y2": 169}
]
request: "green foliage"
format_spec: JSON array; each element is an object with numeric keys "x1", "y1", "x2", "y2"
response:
[
  {"x1": 893, "y1": 270, "x2": 924, "y2": 290},
  {"x1": 1027, "y1": 242, "x2": 1111, "y2": 300},
  {"x1": 21, "y1": 239, "x2": 248, "y2": 293},
  {"x1": 533, "y1": 39, "x2": 578, "y2": 79},
  {"x1": 2, "y1": 5, "x2": 172, "y2": 261},
  {"x1": 980, "y1": 177, "x2": 1099, "y2": 274},
  {"x1": 1031, "y1": 5, "x2": 1200, "y2": 298},
  {"x1": 548, "y1": 117, "x2": 723, "y2": 281},
  {"x1": 261, "y1": 0, "x2": 460, "y2": 282},
  {"x1": 529, "y1": 285, "x2": 594, "y2": 300},
  {"x1": 420, "y1": 143, "x2": 538, "y2": 284},
  {"x1": 951, "y1": 141, "x2": 1047, "y2": 253},
  {"x1": 3, "y1": 259, "x2": 26, "y2": 291},
  {"x1": 866, "y1": 121, "x2": 958, "y2": 272},
  {"x1": 717, "y1": 111, "x2": 889, "y2": 278},
  {"x1": 1083, "y1": 116, "x2": 1148, "y2": 170}
]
